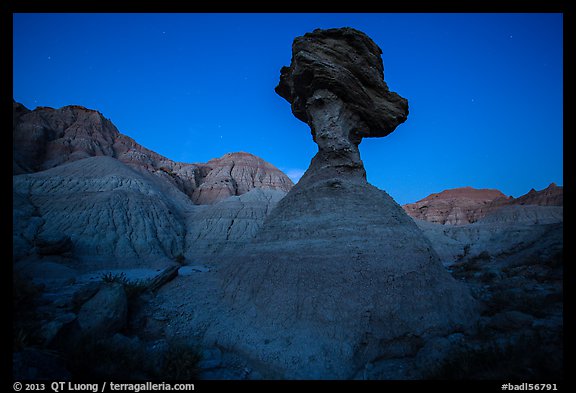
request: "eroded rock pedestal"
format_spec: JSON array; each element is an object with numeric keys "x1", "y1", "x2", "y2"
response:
[
  {"x1": 198, "y1": 28, "x2": 479, "y2": 379},
  {"x1": 275, "y1": 27, "x2": 408, "y2": 187}
]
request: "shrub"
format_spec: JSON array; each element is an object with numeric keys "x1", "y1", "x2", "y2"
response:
[
  {"x1": 174, "y1": 254, "x2": 186, "y2": 265},
  {"x1": 158, "y1": 339, "x2": 202, "y2": 380},
  {"x1": 472, "y1": 251, "x2": 491, "y2": 262},
  {"x1": 101, "y1": 271, "x2": 124, "y2": 284},
  {"x1": 544, "y1": 251, "x2": 563, "y2": 269},
  {"x1": 66, "y1": 336, "x2": 147, "y2": 379},
  {"x1": 13, "y1": 273, "x2": 42, "y2": 311},
  {"x1": 428, "y1": 333, "x2": 562, "y2": 380},
  {"x1": 13, "y1": 272, "x2": 44, "y2": 350},
  {"x1": 13, "y1": 329, "x2": 31, "y2": 351},
  {"x1": 66, "y1": 336, "x2": 202, "y2": 380},
  {"x1": 457, "y1": 244, "x2": 471, "y2": 259},
  {"x1": 159, "y1": 166, "x2": 177, "y2": 178},
  {"x1": 452, "y1": 251, "x2": 492, "y2": 277},
  {"x1": 479, "y1": 271, "x2": 498, "y2": 283}
]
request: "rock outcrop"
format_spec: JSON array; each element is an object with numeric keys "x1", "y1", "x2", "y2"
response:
[
  {"x1": 403, "y1": 184, "x2": 563, "y2": 225},
  {"x1": 275, "y1": 28, "x2": 409, "y2": 141},
  {"x1": 190, "y1": 27, "x2": 478, "y2": 379},
  {"x1": 76, "y1": 283, "x2": 128, "y2": 339},
  {"x1": 12, "y1": 101, "x2": 167, "y2": 176},
  {"x1": 275, "y1": 27, "x2": 408, "y2": 187},
  {"x1": 12, "y1": 101, "x2": 292, "y2": 204}
]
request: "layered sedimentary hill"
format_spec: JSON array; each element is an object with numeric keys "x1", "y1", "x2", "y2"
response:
[
  {"x1": 13, "y1": 101, "x2": 292, "y2": 266},
  {"x1": 402, "y1": 187, "x2": 510, "y2": 225},
  {"x1": 191, "y1": 152, "x2": 292, "y2": 204},
  {"x1": 13, "y1": 101, "x2": 292, "y2": 204},
  {"x1": 403, "y1": 184, "x2": 563, "y2": 225}
]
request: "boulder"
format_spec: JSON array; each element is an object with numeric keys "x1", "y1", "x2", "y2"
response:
[
  {"x1": 77, "y1": 283, "x2": 128, "y2": 339},
  {"x1": 275, "y1": 27, "x2": 408, "y2": 140}
]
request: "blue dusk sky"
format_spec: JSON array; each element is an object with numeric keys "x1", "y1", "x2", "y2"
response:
[{"x1": 13, "y1": 13, "x2": 563, "y2": 205}]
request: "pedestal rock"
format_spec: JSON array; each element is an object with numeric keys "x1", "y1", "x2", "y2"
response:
[{"x1": 201, "y1": 27, "x2": 478, "y2": 379}]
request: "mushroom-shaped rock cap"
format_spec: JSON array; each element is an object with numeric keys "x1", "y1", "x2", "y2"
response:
[{"x1": 275, "y1": 27, "x2": 409, "y2": 139}]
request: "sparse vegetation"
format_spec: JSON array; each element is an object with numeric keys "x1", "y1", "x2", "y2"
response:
[
  {"x1": 485, "y1": 288, "x2": 559, "y2": 319},
  {"x1": 478, "y1": 270, "x2": 498, "y2": 283},
  {"x1": 159, "y1": 339, "x2": 202, "y2": 380},
  {"x1": 100, "y1": 271, "x2": 121, "y2": 283},
  {"x1": 427, "y1": 332, "x2": 562, "y2": 380},
  {"x1": 100, "y1": 272, "x2": 148, "y2": 300},
  {"x1": 440, "y1": 247, "x2": 564, "y2": 380},
  {"x1": 13, "y1": 272, "x2": 44, "y2": 350},
  {"x1": 174, "y1": 253, "x2": 186, "y2": 265},
  {"x1": 13, "y1": 328, "x2": 31, "y2": 351},
  {"x1": 159, "y1": 166, "x2": 177, "y2": 178},
  {"x1": 451, "y1": 250, "x2": 492, "y2": 276},
  {"x1": 450, "y1": 250, "x2": 563, "y2": 320},
  {"x1": 455, "y1": 244, "x2": 471, "y2": 260},
  {"x1": 66, "y1": 335, "x2": 148, "y2": 379},
  {"x1": 66, "y1": 336, "x2": 202, "y2": 380},
  {"x1": 544, "y1": 251, "x2": 563, "y2": 268},
  {"x1": 471, "y1": 251, "x2": 491, "y2": 262}
]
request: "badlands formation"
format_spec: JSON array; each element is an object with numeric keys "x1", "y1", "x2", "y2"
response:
[
  {"x1": 13, "y1": 102, "x2": 292, "y2": 265},
  {"x1": 171, "y1": 27, "x2": 478, "y2": 379},
  {"x1": 13, "y1": 28, "x2": 562, "y2": 380}
]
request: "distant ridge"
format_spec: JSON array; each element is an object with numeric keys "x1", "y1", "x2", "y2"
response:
[
  {"x1": 12, "y1": 101, "x2": 293, "y2": 204},
  {"x1": 403, "y1": 184, "x2": 562, "y2": 225}
]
